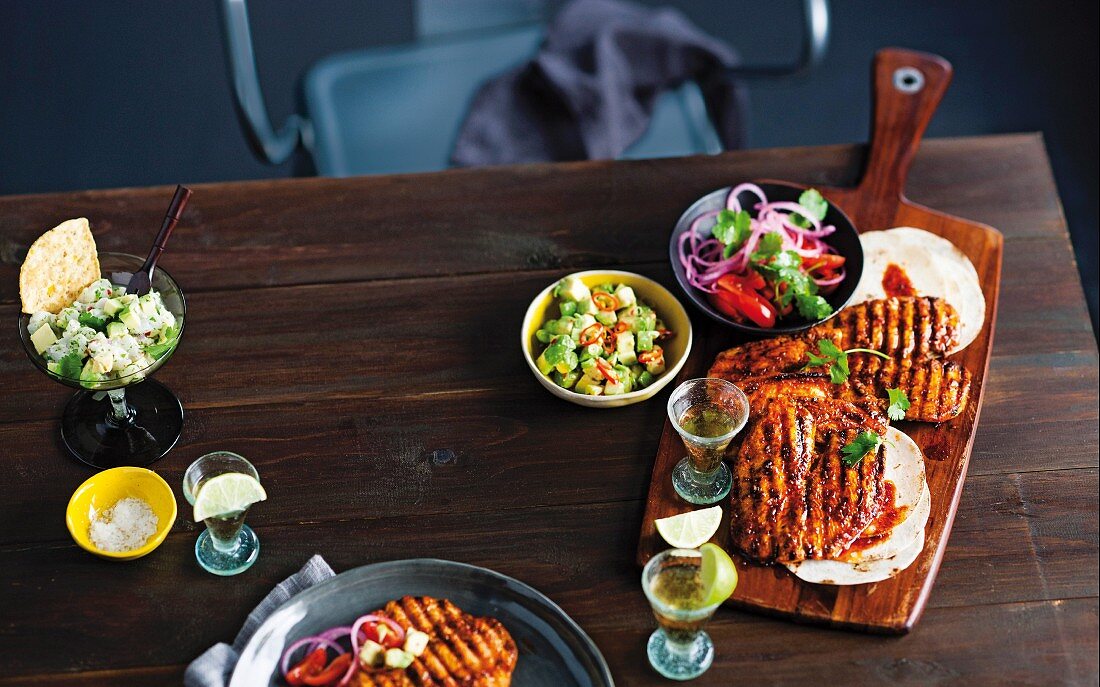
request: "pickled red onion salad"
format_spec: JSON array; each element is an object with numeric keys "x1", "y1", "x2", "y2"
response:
[
  {"x1": 677, "y1": 184, "x2": 846, "y2": 328},
  {"x1": 280, "y1": 614, "x2": 430, "y2": 686}
]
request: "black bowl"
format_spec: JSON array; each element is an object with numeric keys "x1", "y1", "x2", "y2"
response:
[{"x1": 669, "y1": 181, "x2": 863, "y2": 336}]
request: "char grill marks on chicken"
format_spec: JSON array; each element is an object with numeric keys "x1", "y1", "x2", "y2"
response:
[
  {"x1": 730, "y1": 398, "x2": 887, "y2": 563},
  {"x1": 708, "y1": 296, "x2": 961, "y2": 382},
  {"x1": 356, "y1": 596, "x2": 517, "y2": 687},
  {"x1": 709, "y1": 297, "x2": 970, "y2": 424}
]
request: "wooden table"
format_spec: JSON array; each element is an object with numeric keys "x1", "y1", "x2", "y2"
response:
[{"x1": 0, "y1": 133, "x2": 1096, "y2": 685}]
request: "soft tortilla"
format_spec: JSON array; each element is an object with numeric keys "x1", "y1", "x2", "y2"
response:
[
  {"x1": 785, "y1": 526, "x2": 925, "y2": 586},
  {"x1": 783, "y1": 428, "x2": 928, "y2": 583},
  {"x1": 850, "y1": 227, "x2": 985, "y2": 353},
  {"x1": 19, "y1": 218, "x2": 101, "y2": 314}
]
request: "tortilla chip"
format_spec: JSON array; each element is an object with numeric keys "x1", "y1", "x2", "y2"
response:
[{"x1": 19, "y1": 218, "x2": 101, "y2": 314}]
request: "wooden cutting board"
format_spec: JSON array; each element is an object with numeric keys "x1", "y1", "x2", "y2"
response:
[{"x1": 636, "y1": 48, "x2": 1004, "y2": 634}]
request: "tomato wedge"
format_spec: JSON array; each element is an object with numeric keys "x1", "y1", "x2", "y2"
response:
[
  {"x1": 301, "y1": 653, "x2": 353, "y2": 686},
  {"x1": 592, "y1": 291, "x2": 619, "y2": 311},
  {"x1": 711, "y1": 276, "x2": 777, "y2": 328},
  {"x1": 286, "y1": 648, "x2": 328, "y2": 686},
  {"x1": 804, "y1": 253, "x2": 846, "y2": 272},
  {"x1": 360, "y1": 622, "x2": 403, "y2": 649}
]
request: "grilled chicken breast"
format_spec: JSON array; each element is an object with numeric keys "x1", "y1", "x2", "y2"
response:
[
  {"x1": 708, "y1": 296, "x2": 960, "y2": 382},
  {"x1": 355, "y1": 596, "x2": 517, "y2": 687},
  {"x1": 730, "y1": 399, "x2": 887, "y2": 563},
  {"x1": 846, "y1": 356, "x2": 971, "y2": 423}
]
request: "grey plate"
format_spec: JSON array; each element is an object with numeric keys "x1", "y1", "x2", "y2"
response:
[{"x1": 230, "y1": 559, "x2": 614, "y2": 687}]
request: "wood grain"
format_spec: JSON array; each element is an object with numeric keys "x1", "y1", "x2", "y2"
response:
[
  {"x1": 0, "y1": 131, "x2": 1094, "y2": 684},
  {"x1": 639, "y1": 49, "x2": 1007, "y2": 633}
]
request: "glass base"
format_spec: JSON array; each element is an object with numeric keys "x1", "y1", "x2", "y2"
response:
[
  {"x1": 196, "y1": 524, "x2": 259, "y2": 576},
  {"x1": 672, "y1": 458, "x2": 732, "y2": 505},
  {"x1": 647, "y1": 629, "x2": 714, "y2": 680},
  {"x1": 60, "y1": 379, "x2": 184, "y2": 469}
]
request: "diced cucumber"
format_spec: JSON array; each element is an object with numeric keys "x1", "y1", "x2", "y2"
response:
[
  {"x1": 554, "y1": 349, "x2": 579, "y2": 374},
  {"x1": 559, "y1": 300, "x2": 577, "y2": 317},
  {"x1": 575, "y1": 297, "x2": 596, "y2": 315},
  {"x1": 637, "y1": 329, "x2": 656, "y2": 351},
  {"x1": 535, "y1": 329, "x2": 554, "y2": 344},
  {"x1": 552, "y1": 369, "x2": 581, "y2": 389},
  {"x1": 535, "y1": 350, "x2": 555, "y2": 376},
  {"x1": 613, "y1": 285, "x2": 637, "y2": 308},
  {"x1": 552, "y1": 335, "x2": 577, "y2": 351},
  {"x1": 638, "y1": 371, "x2": 655, "y2": 388},
  {"x1": 581, "y1": 357, "x2": 599, "y2": 375},
  {"x1": 558, "y1": 277, "x2": 591, "y2": 303},
  {"x1": 616, "y1": 331, "x2": 636, "y2": 366},
  {"x1": 594, "y1": 309, "x2": 617, "y2": 327},
  {"x1": 575, "y1": 374, "x2": 604, "y2": 395}
]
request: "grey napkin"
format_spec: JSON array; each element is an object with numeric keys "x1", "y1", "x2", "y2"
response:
[
  {"x1": 184, "y1": 555, "x2": 335, "y2": 687},
  {"x1": 451, "y1": 0, "x2": 745, "y2": 166}
]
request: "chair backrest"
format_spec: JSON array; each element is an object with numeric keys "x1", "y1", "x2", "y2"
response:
[
  {"x1": 220, "y1": 0, "x2": 829, "y2": 175},
  {"x1": 302, "y1": 26, "x2": 725, "y2": 177},
  {"x1": 303, "y1": 26, "x2": 544, "y2": 176}
]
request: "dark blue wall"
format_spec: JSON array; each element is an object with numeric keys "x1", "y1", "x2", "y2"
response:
[{"x1": 1, "y1": 0, "x2": 1095, "y2": 327}]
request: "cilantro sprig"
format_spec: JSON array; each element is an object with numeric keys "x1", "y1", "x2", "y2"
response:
[
  {"x1": 841, "y1": 430, "x2": 883, "y2": 467},
  {"x1": 789, "y1": 189, "x2": 828, "y2": 228},
  {"x1": 803, "y1": 340, "x2": 891, "y2": 384},
  {"x1": 710, "y1": 209, "x2": 752, "y2": 258},
  {"x1": 886, "y1": 388, "x2": 911, "y2": 421}
]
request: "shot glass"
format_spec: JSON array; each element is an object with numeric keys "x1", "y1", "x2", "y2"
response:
[
  {"x1": 642, "y1": 548, "x2": 723, "y2": 680},
  {"x1": 667, "y1": 378, "x2": 749, "y2": 504},
  {"x1": 182, "y1": 451, "x2": 261, "y2": 576}
]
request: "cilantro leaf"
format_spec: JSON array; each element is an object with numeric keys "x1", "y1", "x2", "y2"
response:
[
  {"x1": 842, "y1": 430, "x2": 883, "y2": 466},
  {"x1": 803, "y1": 339, "x2": 849, "y2": 383},
  {"x1": 789, "y1": 189, "x2": 829, "y2": 228},
  {"x1": 78, "y1": 312, "x2": 107, "y2": 332},
  {"x1": 795, "y1": 293, "x2": 833, "y2": 320},
  {"x1": 57, "y1": 351, "x2": 85, "y2": 379},
  {"x1": 750, "y1": 232, "x2": 784, "y2": 261},
  {"x1": 886, "y1": 388, "x2": 911, "y2": 421},
  {"x1": 712, "y1": 210, "x2": 752, "y2": 258},
  {"x1": 798, "y1": 189, "x2": 829, "y2": 221}
]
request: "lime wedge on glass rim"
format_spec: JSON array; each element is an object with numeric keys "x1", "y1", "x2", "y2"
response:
[
  {"x1": 699, "y1": 543, "x2": 738, "y2": 606},
  {"x1": 192, "y1": 473, "x2": 267, "y2": 521},
  {"x1": 654, "y1": 506, "x2": 723, "y2": 549}
]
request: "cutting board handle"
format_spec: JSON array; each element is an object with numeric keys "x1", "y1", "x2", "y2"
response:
[{"x1": 858, "y1": 48, "x2": 953, "y2": 206}]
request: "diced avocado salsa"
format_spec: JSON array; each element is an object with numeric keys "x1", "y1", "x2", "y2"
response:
[
  {"x1": 26, "y1": 278, "x2": 180, "y2": 388},
  {"x1": 535, "y1": 277, "x2": 671, "y2": 396}
]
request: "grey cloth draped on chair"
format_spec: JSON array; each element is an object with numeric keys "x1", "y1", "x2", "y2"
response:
[{"x1": 451, "y1": 0, "x2": 746, "y2": 166}]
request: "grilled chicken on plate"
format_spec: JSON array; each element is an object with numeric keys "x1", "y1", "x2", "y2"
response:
[{"x1": 355, "y1": 596, "x2": 517, "y2": 687}]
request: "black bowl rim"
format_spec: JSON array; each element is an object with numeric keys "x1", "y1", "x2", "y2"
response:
[{"x1": 668, "y1": 181, "x2": 864, "y2": 336}]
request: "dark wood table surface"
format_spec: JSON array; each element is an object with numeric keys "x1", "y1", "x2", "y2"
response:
[{"x1": 0, "y1": 133, "x2": 1096, "y2": 686}]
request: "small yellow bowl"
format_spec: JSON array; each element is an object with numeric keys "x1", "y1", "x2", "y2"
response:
[
  {"x1": 66, "y1": 467, "x2": 177, "y2": 560},
  {"x1": 521, "y1": 270, "x2": 693, "y2": 408}
]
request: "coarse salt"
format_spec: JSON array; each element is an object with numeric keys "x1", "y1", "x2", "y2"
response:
[{"x1": 88, "y1": 496, "x2": 158, "y2": 552}]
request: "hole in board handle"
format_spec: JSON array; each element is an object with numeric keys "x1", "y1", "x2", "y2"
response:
[{"x1": 893, "y1": 67, "x2": 925, "y2": 94}]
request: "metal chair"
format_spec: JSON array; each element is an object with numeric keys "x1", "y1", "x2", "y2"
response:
[{"x1": 219, "y1": 0, "x2": 830, "y2": 176}]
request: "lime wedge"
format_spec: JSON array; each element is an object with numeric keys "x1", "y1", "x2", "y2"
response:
[
  {"x1": 654, "y1": 506, "x2": 723, "y2": 549},
  {"x1": 192, "y1": 473, "x2": 267, "y2": 521},
  {"x1": 700, "y1": 543, "x2": 738, "y2": 606}
]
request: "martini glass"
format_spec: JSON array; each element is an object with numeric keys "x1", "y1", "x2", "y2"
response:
[
  {"x1": 18, "y1": 253, "x2": 186, "y2": 469},
  {"x1": 667, "y1": 378, "x2": 749, "y2": 505},
  {"x1": 182, "y1": 451, "x2": 261, "y2": 576}
]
